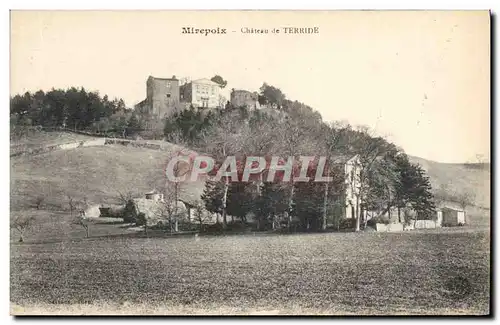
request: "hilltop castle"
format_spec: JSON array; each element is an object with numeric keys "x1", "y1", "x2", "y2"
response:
[{"x1": 135, "y1": 75, "x2": 260, "y2": 118}]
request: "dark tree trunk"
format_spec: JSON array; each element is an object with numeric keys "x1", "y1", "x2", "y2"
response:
[
  {"x1": 355, "y1": 196, "x2": 361, "y2": 232},
  {"x1": 222, "y1": 179, "x2": 229, "y2": 229},
  {"x1": 285, "y1": 184, "x2": 295, "y2": 229},
  {"x1": 322, "y1": 182, "x2": 329, "y2": 230}
]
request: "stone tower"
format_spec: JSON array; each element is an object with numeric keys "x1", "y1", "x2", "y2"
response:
[{"x1": 136, "y1": 75, "x2": 181, "y2": 118}]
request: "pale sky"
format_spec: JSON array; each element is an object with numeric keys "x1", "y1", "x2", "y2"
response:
[{"x1": 10, "y1": 11, "x2": 490, "y2": 163}]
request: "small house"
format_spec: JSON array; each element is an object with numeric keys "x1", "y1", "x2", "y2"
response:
[
  {"x1": 125, "y1": 190, "x2": 188, "y2": 226},
  {"x1": 441, "y1": 207, "x2": 466, "y2": 226},
  {"x1": 144, "y1": 190, "x2": 164, "y2": 202}
]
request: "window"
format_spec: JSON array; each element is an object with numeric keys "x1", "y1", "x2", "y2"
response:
[
  {"x1": 166, "y1": 93, "x2": 171, "y2": 98},
  {"x1": 166, "y1": 82, "x2": 171, "y2": 88}
]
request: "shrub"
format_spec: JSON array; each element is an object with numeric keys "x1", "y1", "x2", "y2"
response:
[
  {"x1": 367, "y1": 216, "x2": 391, "y2": 226},
  {"x1": 122, "y1": 200, "x2": 138, "y2": 223},
  {"x1": 202, "y1": 221, "x2": 252, "y2": 234},
  {"x1": 99, "y1": 207, "x2": 124, "y2": 219},
  {"x1": 136, "y1": 212, "x2": 147, "y2": 226},
  {"x1": 203, "y1": 223, "x2": 224, "y2": 234},
  {"x1": 338, "y1": 218, "x2": 355, "y2": 230},
  {"x1": 177, "y1": 221, "x2": 200, "y2": 232}
]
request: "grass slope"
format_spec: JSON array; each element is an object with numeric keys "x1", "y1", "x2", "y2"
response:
[
  {"x1": 11, "y1": 144, "x2": 204, "y2": 209},
  {"x1": 10, "y1": 131, "x2": 101, "y2": 156},
  {"x1": 10, "y1": 143, "x2": 205, "y2": 242}
]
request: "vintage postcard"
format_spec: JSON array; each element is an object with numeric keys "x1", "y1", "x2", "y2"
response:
[{"x1": 9, "y1": 10, "x2": 490, "y2": 316}]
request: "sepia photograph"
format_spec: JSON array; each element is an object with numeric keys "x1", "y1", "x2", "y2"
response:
[{"x1": 9, "y1": 10, "x2": 491, "y2": 316}]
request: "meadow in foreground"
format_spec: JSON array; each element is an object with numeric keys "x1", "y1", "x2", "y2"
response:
[{"x1": 10, "y1": 229, "x2": 490, "y2": 315}]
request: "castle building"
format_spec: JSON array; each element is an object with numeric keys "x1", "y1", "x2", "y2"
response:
[
  {"x1": 135, "y1": 75, "x2": 181, "y2": 118},
  {"x1": 230, "y1": 89, "x2": 260, "y2": 110},
  {"x1": 180, "y1": 78, "x2": 222, "y2": 109}
]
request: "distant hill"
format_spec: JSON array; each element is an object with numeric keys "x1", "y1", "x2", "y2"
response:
[
  {"x1": 408, "y1": 155, "x2": 490, "y2": 226},
  {"x1": 408, "y1": 155, "x2": 490, "y2": 208}
]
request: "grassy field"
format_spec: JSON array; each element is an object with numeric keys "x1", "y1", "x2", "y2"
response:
[{"x1": 11, "y1": 229, "x2": 490, "y2": 315}]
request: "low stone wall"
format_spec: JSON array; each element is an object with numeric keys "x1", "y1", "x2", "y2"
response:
[
  {"x1": 414, "y1": 220, "x2": 439, "y2": 229},
  {"x1": 80, "y1": 138, "x2": 106, "y2": 147},
  {"x1": 59, "y1": 142, "x2": 81, "y2": 150},
  {"x1": 11, "y1": 137, "x2": 175, "y2": 157},
  {"x1": 104, "y1": 138, "x2": 166, "y2": 151},
  {"x1": 105, "y1": 138, "x2": 163, "y2": 150},
  {"x1": 375, "y1": 223, "x2": 404, "y2": 232},
  {"x1": 376, "y1": 220, "x2": 440, "y2": 232},
  {"x1": 84, "y1": 205, "x2": 102, "y2": 218}
]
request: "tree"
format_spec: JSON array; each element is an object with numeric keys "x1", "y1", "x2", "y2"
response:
[
  {"x1": 122, "y1": 199, "x2": 138, "y2": 224},
  {"x1": 136, "y1": 212, "x2": 148, "y2": 235},
  {"x1": 347, "y1": 127, "x2": 398, "y2": 231},
  {"x1": 33, "y1": 195, "x2": 45, "y2": 210},
  {"x1": 293, "y1": 181, "x2": 323, "y2": 230},
  {"x1": 192, "y1": 201, "x2": 208, "y2": 232},
  {"x1": 161, "y1": 185, "x2": 182, "y2": 233},
  {"x1": 115, "y1": 189, "x2": 137, "y2": 206},
  {"x1": 210, "y1": 75, "x2": 228, "y2": 89},
  {"x1": 409, "y1": 164, "x2": 436, "y2": 219},
  {"x1": 127, "y1": 114, "x2": 141, "y2": 131},
  {"x1": 164, "y1": 107, "x2": 215, "y2": 145},
  {"x1": 394, "y1": 160, "x2": 436, "y2": 221},
  {"x1": 238, "y1": 115, "x2": 281, "y2": 227},
  {"x1": 67, "y1": 195, "x2": 77, "y2": 218},
  {"x1": 317, "y1": 122, "x2": 352, "y2": 230},
  {"x1": 227, "y1": 182, "x2": 257, "y2": 223},
  {"x1": 259, "y1": 83, "x2": 286, "y2": 109},
  {"x1": 161, "y1": 150, "x2": 192, "y2": 232},
  {"x1": 273, "y1": 117, "x2": 317, "y2": 228},
  {"x1": 258, "y1": 182, "x2": 289, "y2": 230},
  {"x1": 72, "y1": 196, "x2": 92, "y2": 238},
  {"x1": 10, "y1": 87, "x2": 126, "y2": 131},
  {"x1": 73, "y1": 214, "x2": 92, "y2": 238},
  {"x1": 218, "y1": 95, "x2": 227, "y2": 109},
  {"x1": 201, "y1": 179, "x2": 224, "y2": 224},
  {"x1": 200, "y1": 113, "x2": 246, "y2": 229},
  {"x1": 433, "y1": 183, "x2": 449, "y2": 208},
  {"x1": 456, "y1": 191, "x2": 475, "y2": 217},
  {"x1": 11, "y1": 216, "x2": 35, "y2": 242},
  {"x1": 364, "y1": 150, "x2": 404, "y2": 224}
]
